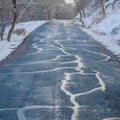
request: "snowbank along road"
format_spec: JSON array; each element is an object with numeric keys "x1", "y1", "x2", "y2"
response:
[{"x1": 0, "y1": 21, "x2": 120, "y2": 120}]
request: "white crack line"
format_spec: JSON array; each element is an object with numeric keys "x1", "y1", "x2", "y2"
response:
[
  {"x1": 51, "y1": 55, "x2": 67, "y2": 61},
  {"x1": 55, "y1": 41, "x2": 83, "y2": 120},
  {"x1": 0, "y1": 105, "x2": 74, "y2": 120},
  {"x1": 0, "y1": 67, "x2": 78, "y2": 75},
  {"x1": 93, "y1": 70, "x2": 106, "y2": 91},
  {"x1": 23, "y1": 46, "x2": 110, "y2": 65},
  {"x1": 81, "y1": 49, "x2": 111, "y2": 61},
  {"x1": 0, "y1": 108, "x2": 19, "y2": 112},
  {"x1": 62, "y1": 47, "x2": 110, "y2": 62},
  {"x1": 27, "y1": 43, "x2": 43, "y2": 55},
  {"x1": 61, "y1": 73, "x2": 79, "y2": 120},
  {"x1": 21, "y1": 54, "x2": 77, "y2": 65},
  {"x1": 17, "y1": 105, "x2": 61, "y2": 120},
  {"x1": 18, "y1": 59, "x2": 76, "y2": 65},
  {"x1": 61, "y1": 72, "x2": 105, "y2": 120},
  {"x1": 103, "y1": 117, "x2": 120, "y2": 120},
  {"x1": 55, "y1": 41, "x2": 106, "y2": 120},
  {"x1": 54, "y1": 40, "x2": 110, "y2": 62},
  {"x1": 55, "y1": 40, "x2": 70, "y2": 56}
]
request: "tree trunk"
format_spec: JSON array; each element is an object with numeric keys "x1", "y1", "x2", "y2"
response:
[
  {"x1": 73, "y1": 0, "x2": 82, "y2": 21},
  {"x1": 7, "y1": 0, "x2": 17, "y2": 42},
  {"x1": 0, "y1": 6, "x2": 6, "y2": 41},
  {"x1": 0, "y1": 25, "x2": 5, "y2": 41},
  {"x1": 79, "y1": 0, "x2": 85, "y2": 18},
  {"x1": 100, "y1": 0, "x2": 105, "y2": 16}
]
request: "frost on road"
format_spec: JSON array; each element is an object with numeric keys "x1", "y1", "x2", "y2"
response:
[{"x1": 0, "y1": 21, "x2": 120, "y2": 120}]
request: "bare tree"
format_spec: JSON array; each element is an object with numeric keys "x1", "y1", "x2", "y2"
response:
[
  {"x1": 0, "y1": 1, "x2": 7, "y2": 41},
  {"x1": 100, "y1": 0, "x2": 105, "y2": 15},
  {"x1": 0, "y1": 7, "x2": 5, "y2": 41},
  {"x1": 73, "y1": 0, "x2": 85, "y2": 24},
  {"x1": 73, "y1": 0, "x2": 82, "y2": 20},
  {"x1": 17, "y1": 0, "x2": 34, "y2": 22},
  {"x1": 7, "y1": 0, "x2": 17, "y2": 41},
  {"x1": 78, "y1": 0, "x2": 85, "y2": 18}
]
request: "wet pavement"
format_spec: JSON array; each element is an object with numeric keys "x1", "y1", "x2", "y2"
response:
[{"x1": 0, "y1": 21, "x2": 120, "y2": 120}]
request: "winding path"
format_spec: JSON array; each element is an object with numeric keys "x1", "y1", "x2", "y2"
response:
[{"x1": 0, "y1": 21, "x2": 120, "y2": 120}]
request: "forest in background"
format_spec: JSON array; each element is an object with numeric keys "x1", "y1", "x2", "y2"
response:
[{"x1": 0, "y1": 0, "x2": 120, "y2": 41}]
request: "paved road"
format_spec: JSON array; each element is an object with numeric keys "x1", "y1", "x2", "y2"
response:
[{"x1": 0, "y1": 21, "x2": 120, "y2": 120}]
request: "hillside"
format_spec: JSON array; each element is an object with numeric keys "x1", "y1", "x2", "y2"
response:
[{"x1": 77, "y1": 0, "x2": 120, "y2": 57}]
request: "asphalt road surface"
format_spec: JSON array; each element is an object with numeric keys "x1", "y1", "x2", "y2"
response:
[{"x1": 0, "y1": 21, "x2": 120, "y2": 120}]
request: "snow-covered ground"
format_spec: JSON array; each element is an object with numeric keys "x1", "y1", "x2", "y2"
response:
[
  {"x1": 0, "y1": 21, "x2": 47, "y2": 62},
  {"x1": 76, "y1": 0, "x2": 120, "y2": 57}
]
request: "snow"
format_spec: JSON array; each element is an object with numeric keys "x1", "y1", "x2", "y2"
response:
[
  {"x1": 65, "y1": 0, "x2": 74, "y2": 3},
  {"x1": 75, "y1": 0, "x2": 120, "y2": 57},
  {"x1": 80, "y1": 26, "x2": 120, "y2": 57},
  {"x1": 0, "y1": 21, "x2": 47, "y2": 62},
  {"x1": 92, "y1": 11, "x2": 120, "y2": 39}
]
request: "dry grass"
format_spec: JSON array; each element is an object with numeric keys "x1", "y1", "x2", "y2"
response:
[{"x1": 13, "y1": 28, "x2": 26, "y2": 35}]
